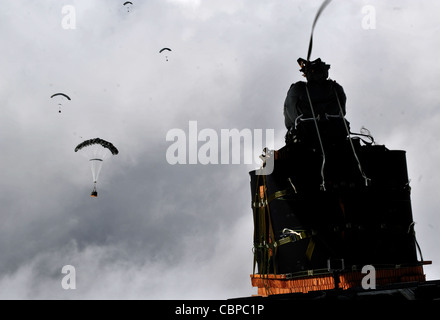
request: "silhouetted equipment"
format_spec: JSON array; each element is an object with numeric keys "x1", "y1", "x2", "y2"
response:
[
  {"x1": 297, "y1": 58, "x2": 330, "y2": 80},
  {"x1": 242, "y1": 0, "x2": 435, "y2": 301},
  {"x1": 91, "y1": 185, "x2": 98, "y2": 198},
  {"x1": 283, "y1": 64, "x2": 347, "y2": 147},
  {"x1": 249, "y1": 134, "x2": 429, "y2": 296}
]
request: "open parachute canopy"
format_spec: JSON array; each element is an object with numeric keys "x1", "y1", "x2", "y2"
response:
[
  {"x1": 50, "y1": 93, "x2": 71, "y2": 113},
  {"x1": 75, "y1": 138, "x2": 118, "y2": 198},
  {"x1": 159, "y1": 48, "x2": 172, "y2": 61},
  {"x1": 74, "y1": 138, "x2": 119, "y2": 155},
  {"x1": 123, "y1": 1, "x2": 133, "y2": 12},
  {"x1": 50, "y1": 93, "x2": 71, "y2": 100}
]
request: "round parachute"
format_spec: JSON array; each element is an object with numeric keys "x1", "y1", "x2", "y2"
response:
[
  {"x1": 51, "y1": 93, "x2": 71, "y2": 100},
  {"x1": 51, "y1": 93, "x2": 71, "y2": 113},
  {"x1": 75, "y1": 138, "x2": 119, "y2": 155},
  {"x1": 159, "y1": 48, "x2": 172, "y2": 61},
  {"x1": 75, "y1": 138, "x2": 119, "y2": 197},
  {"x1": 123, "y1": 1, "x2": 133, "y2": 12}
]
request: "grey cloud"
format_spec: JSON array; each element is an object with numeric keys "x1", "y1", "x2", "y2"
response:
[{"x1": 1, "y1": 0, "x2": 439, "y2": 299}]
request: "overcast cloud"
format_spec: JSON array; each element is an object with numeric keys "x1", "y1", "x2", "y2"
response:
[{"x1": 0, "y1": 0, "x2": 439, "y2": 299}]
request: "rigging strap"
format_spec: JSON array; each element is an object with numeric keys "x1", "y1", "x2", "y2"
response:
[
  {"x1": 305, "y1": 84, "x2": 327, "y2": 191},
  {"x1": 307, "y1": 0, "x2": 333, "y2": 62}
]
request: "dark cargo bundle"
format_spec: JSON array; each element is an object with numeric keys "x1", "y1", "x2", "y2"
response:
[{"x1": 250, "y1": 139, "x2": 420, "y2": 276}]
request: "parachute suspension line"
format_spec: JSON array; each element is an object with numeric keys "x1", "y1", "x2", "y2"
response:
[
  {"x1": 305, "y1": 84, "x2": 326, "y2": 191},
  {"x1": 306, "y1": 0, "x2": 333, "y2": 62},
  {"x1": 333, "y1": 87, "x2": 371, "y2": 187}
]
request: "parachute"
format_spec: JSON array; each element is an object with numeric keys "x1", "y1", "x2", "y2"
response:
[
  {"x1": 159, "y1": 48, "x2": 172, "y2": 61},
  {"x1": 51, "y1": 93, "x2": 71, "y2": 100},
  {"x1": 74, "y1": 138, "x2": 119, "y2": 198},
  {"x1": 50, "y1": 93, "x2": 71, "y2": 113},
  {"x1": 123, "y1": 1, "x2": 133, "y2": 12}
]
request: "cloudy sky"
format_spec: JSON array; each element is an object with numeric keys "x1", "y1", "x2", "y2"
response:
[{"x1": 1, "y1": 0, "x2": 439, "y2": 299}]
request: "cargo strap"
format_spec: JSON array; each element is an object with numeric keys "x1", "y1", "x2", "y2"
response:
[
  {"x1": 252, "y1": 173, "x2": 277, "y2": 275},
  {"x1": 278, "y1": 228, "x2": 316, "y2": 262},
  {"x1": 255, "y1": 183, "x2": 298, "y2": 208},
  {"x1": 305, "y1": 84, "x2": 326, "y2": 191},
  {"x1": 272, "y1": 229, "x2": 312, "y2": 248},
  {"x1": 267, "y1": 189, "x2": 290, "y2": 203},
  {"x1": 254, "y1": 232, "x2": 311, "y2": 251},
  {"x1": 305, "y1": 238, "x2": 316, "y2": 261},
  {"x1": 263, "y1": 229, "x2": 316, "y2": 263}
]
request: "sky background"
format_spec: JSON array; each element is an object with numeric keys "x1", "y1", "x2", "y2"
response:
[{"x1": 1, "y1": 0, "x2": 439, "y2": 299}]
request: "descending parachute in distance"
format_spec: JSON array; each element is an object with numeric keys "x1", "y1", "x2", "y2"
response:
[
  {"x1": 74, "y1": 138, "x2": 119, "y2": 198},
  {"x1": 123, "y1": 1, "x2": 133, "y2": 12},
  {"x1": 50, "y1": 93, "x2": 71, "y2": 113},
  {"x1": 159, "y1": 47, "x2": 172, "y2": 61}
]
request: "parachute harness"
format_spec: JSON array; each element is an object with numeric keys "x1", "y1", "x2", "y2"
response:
[{"x1": 305, "y1": 84, "x2": 327, "y2": 191}]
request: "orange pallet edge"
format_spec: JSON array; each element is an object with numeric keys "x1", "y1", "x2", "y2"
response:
[{"x1": 251, "y1": 266, "x2": 426, "y2": 296}]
